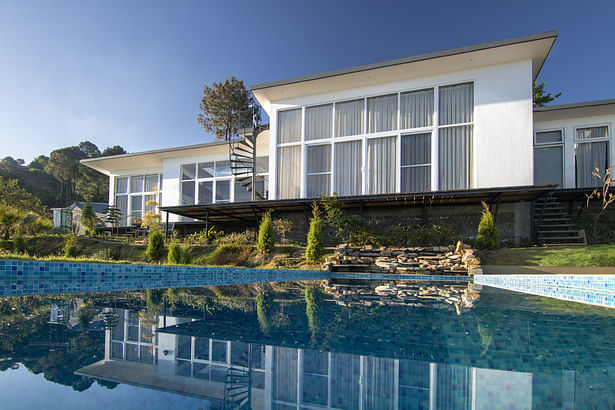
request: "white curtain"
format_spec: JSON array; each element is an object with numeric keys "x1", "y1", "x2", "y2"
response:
[
  {"x1": 401, "y1": 133, "x2": 431, "y2": 192},
  {"x1": 438, "y1": 82, "x2": 473, "y2": 190},
  {"x1": 335, "y1": 140, "x2": 362, "y2": 196},
  {"x1": 335, "y1": 99, "x2": 364, "y2": 137},
  {"x1": 439, "y1": 125, "x2": 472, "y2": 190},
  {"x1": 400, "y1": 89, "x2": 434, "y2": 129},
  {"x1": 130, "y1": 175, "x2": 144, "y2": 193},
  {"x1": 367, "y1": 136, "x2": 396, "y2": 194},
  {"x1": 576, "y1": 141, "x2": 608, "y2": 187},
  {"x1": 368, "y1": 94, "x2": 397, "y2": 133},
  {"x1": 278, "y1": 108, "x2": 302, "y2": 143},
  {"x1": 577, "y1": 126, "x2": 608, "y2": 140},
  {"x1": 144, "y1": 174, "x2": 158, "y2": 192},
  {"x1": 277, "y1": 145, "x2": 301, "y2": 199},
  {"x1": 306, "y1": 104, "x2": 332, "y2": 141},
  {"x1": 439, "y1": 82, "x2": 474, "y2": 125},
  {"x1": 306, "y1": 144, "x2": 331, "y2": 197},
  {"x1": 115, "y1": 177, "x2": 128, "y2": 194}
]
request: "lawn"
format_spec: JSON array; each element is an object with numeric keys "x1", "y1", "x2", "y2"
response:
[{"x1": 479, "y1": 245, "x2": 615, "y2": 267}]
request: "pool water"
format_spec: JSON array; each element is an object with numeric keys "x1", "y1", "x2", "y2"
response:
[{"x1": 0, "y1": 279, "x2": 614, "y2": 409}]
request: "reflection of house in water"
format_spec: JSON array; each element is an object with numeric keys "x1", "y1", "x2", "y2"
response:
[
  {"x1": 78, "y1": 307, "x2": 536, "y2": 409},
  {"x1": 49, "y1": 298, "x2": 84, "y2": 329}
]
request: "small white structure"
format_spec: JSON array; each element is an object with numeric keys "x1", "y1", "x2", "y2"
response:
[{"x1": 51, "y1": 202, "x2": 108, "y2": 234}]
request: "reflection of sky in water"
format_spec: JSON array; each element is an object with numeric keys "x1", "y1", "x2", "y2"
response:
[{"x1": 0, "y1": 365, "x2": 210, "y2": 410}]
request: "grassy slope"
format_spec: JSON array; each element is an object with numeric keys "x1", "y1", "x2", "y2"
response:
[{"x1": 479, "y1": 245, "x2": 615, "y2": 267}]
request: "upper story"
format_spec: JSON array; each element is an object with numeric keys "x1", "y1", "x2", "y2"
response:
[{"x1": 82, "y1": 31, "x2": 615, "y2": 224}]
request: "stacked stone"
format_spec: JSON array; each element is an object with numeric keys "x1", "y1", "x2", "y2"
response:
[
  {"x1": 322, "y1": 280, "x2": 482, "y2": 315},
  {"x1": 323, "y1": 241, "x2": 481, "y2": 275}
]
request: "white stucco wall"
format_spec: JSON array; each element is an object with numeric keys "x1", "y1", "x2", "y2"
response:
[
  {"x1": 266, "y1": 59, "x2": 534, "y2": 198},
  {"x1": 534, "y1": 111, "x2": 615, "y2": 189}
]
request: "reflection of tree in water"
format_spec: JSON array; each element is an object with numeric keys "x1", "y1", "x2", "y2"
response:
[{"x1": 256, "y1": 292, "x2": 273, "y2": 334}]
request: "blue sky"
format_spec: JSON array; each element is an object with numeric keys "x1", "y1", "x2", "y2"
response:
[{"x1": 1, "y1": 0, "x2": 614, "y2": 162}]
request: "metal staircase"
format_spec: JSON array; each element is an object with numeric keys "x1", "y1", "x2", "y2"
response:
[
  {"x1": 533, "y1": 192, "x2": 586, "y2": 245},
  {"x1": 228, "y1": 106, "x2": 268, "y2": 201}
]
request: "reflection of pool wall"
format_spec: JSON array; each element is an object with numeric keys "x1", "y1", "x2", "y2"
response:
[{"x1": 0, "y1": 259, "x2": 326, "y2": 296}]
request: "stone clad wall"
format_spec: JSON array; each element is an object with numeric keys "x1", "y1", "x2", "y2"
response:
[{"x1": 324, "y1": 242, "x2": 482, "y2": 276}]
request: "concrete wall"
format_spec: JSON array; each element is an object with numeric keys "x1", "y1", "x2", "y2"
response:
[{"x1": 194, "y1": 202, "x2": 532, "y2": 246}]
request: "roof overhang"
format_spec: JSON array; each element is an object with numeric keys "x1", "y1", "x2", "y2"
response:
[
  {"x1": 161, "y1": 185, "x2": 556, "y2": 223},
  {"x1": 252, "y1": 31, "x2": 557, "y2": 112},
  {"x1": 534, "y1": 98, "x2": 615, "y2": 122},
  {"x1": 80, "y1": 132, "x2": 269, "y2": 176}
]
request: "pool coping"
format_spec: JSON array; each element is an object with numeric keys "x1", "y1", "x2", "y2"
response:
[{"x1": 482, "y1": 265, "x2": 615, "y2": 275}]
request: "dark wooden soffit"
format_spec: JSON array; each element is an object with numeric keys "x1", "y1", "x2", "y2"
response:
[{"x1": 160, "y1": 185, "x2": 556, "y2": 223}]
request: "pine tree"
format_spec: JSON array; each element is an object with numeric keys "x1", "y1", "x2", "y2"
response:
[
  {"x1": 476, "y1": 202, "x2": 500, "y2": 249},
  {"x1": 81, "y1": 202, "x2": 96, "y2": 235},
  {"x1": 306, "y1": 203, "x2": 324, "y2": 264},
  {"x1": 257, "y1": 210, "x2": 275, "y2": 253}
]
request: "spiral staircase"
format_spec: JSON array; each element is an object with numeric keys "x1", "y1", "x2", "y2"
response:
[{"x1": 228, "y1": 106, "x2": 268, "y2": 201}]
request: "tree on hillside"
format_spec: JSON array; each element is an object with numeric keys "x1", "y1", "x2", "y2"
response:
[
  {"x1": 533, "y1": 81, "x2": 561, "y2": 107},
  {"x1": 0, "y1": 176, "x2": 46, "y2": 215},
  {"x1": 102, "y1": 145, "x2": 127, "y2": 156},
  {"x1": 0, "y1": 157, "x2": 61, "y2": 209},
  {"x1": 197, "y1": 76, "x2": 255, "y2": 141},
  {"x1": 45, "y1": 146, "x2": 84, "y2": 204},
  {"x1": 27, "y1": 155, "x2": 49, "y2": 171}
]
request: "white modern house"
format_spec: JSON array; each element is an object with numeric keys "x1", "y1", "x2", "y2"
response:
[{"x1": 82, "y1": 31, "x2": 614, "y2": 243}]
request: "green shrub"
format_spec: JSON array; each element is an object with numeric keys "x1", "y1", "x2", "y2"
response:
[
  {"x1": 257, "y1": 211, "x2": 275, "y2": 253},
  {"x1": 476, "y1": 202, "x2": 500, "y2": 249},
  {"x1": 216, "y1": 231, "x2": 254, "y2": 245},
  {"x1": 13, "y1": 236, "x2": 28, "y2": 254},
  {"x1": 168, "y1": 242, "x2": 192, "y2": 264},
  {"x1": 306, "y1": 204, "x2": 324, "y2": 264},
  {"x1": 63, "y1": 235, "x2": 78, "y2": 258},
  {"x1": 168, "y1": 242, "x2": 182, "y2": 264},
  {"x1": 146, "y1": 228, "x2": 165, "y2": 262},
  {"x1": 208, "y1": 243, "x2": 252, "y2": 266}
]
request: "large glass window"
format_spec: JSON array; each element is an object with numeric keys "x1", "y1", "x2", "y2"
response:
[
  {"x1": 401, "y1": 133, "x2": 431, "y2": 192},
  {"x1": 215, "y1": 180, "x2": 230, "y2": 202},
  {"x1": 306, "y1": 144, "x2": 331, "y2": 197},
  {"x1": 198, "y1": 181, "x2": 213, "y2": 204},
  {"x1": 274, "y1": 81, "x2": 473, "y2": 199},
  {"x1": 438, "y1": 83, "x2": 473, "y2": 190},
  {"x1": 576, "y1": 126, "x2": 609, "y2": 188}
]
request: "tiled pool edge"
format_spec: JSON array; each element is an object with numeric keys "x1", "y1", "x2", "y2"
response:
[
  {"x1": 475, "y1": 274, "x2": 615, "y2": 308},
  {"x1": 0, "y1": 259, "x2": 328, "y2": 296},
  {"x1": 0, "y1": 259, "x2": 474, "y2": 296}
]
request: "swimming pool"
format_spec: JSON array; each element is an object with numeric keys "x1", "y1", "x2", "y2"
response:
[{"x1": 0, "y1": 260, "x2": 614, "y2": 409}]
